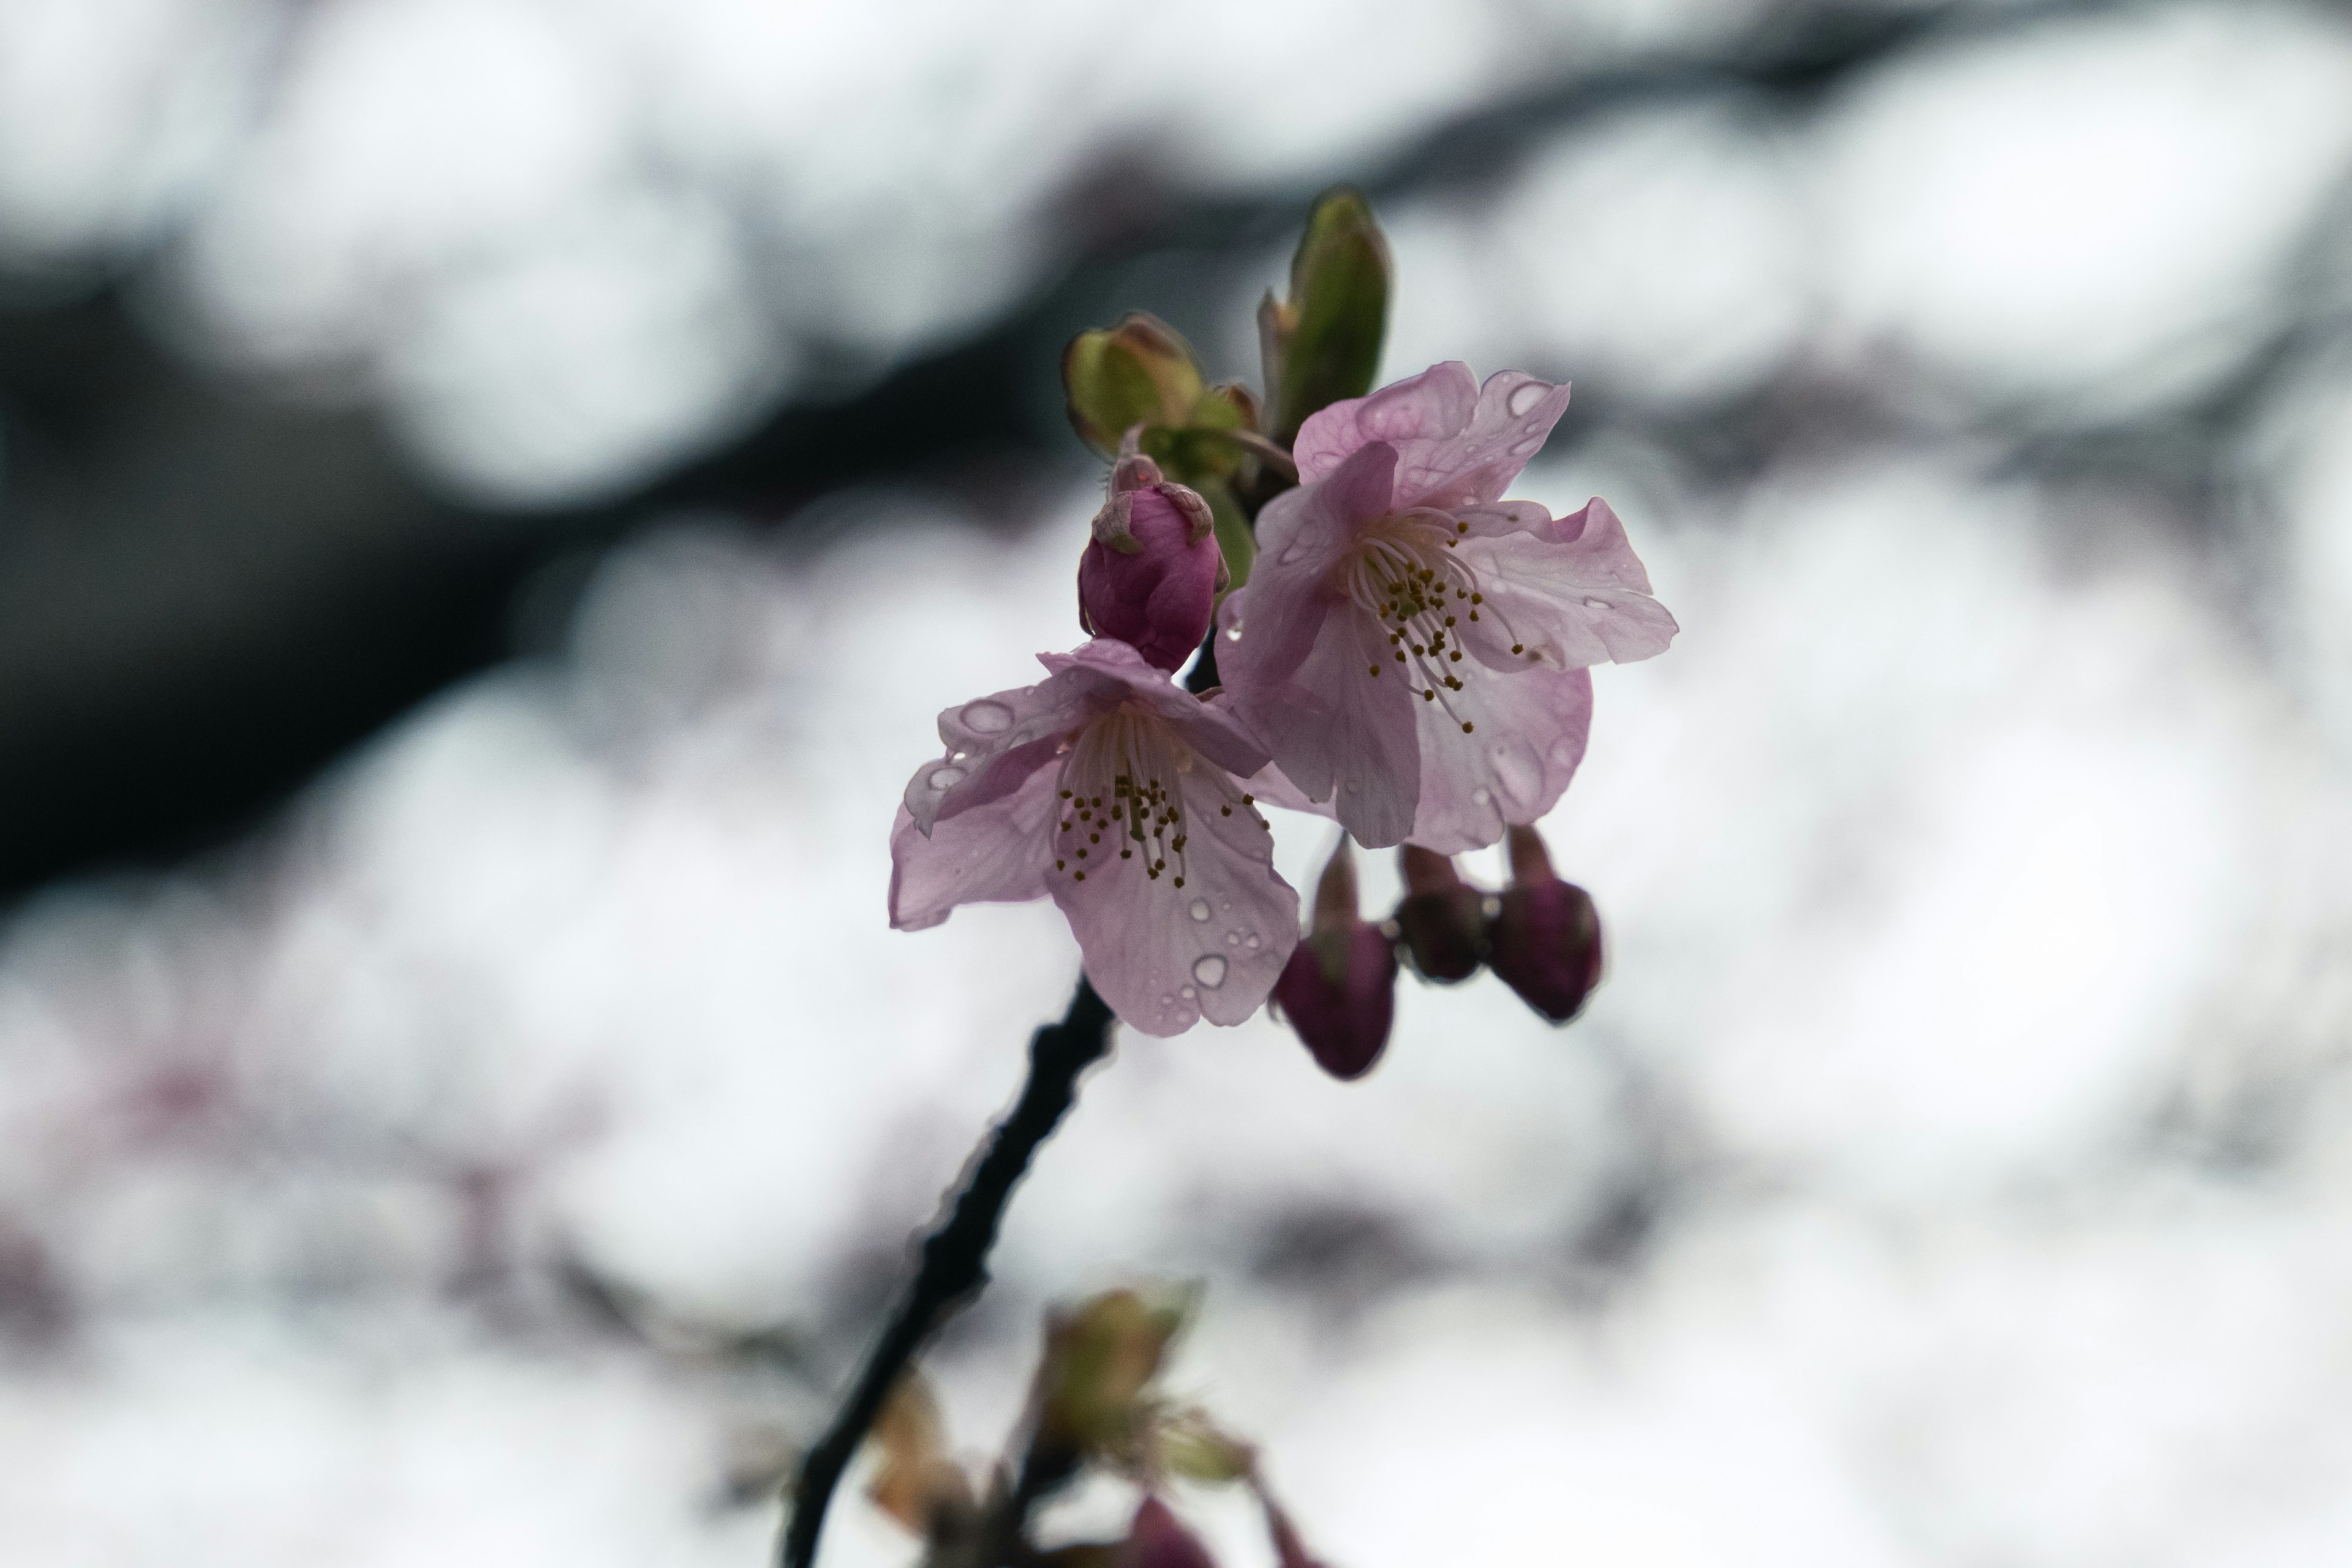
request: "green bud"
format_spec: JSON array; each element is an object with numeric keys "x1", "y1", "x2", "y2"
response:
[
  {"x1": 1035, "y1": 1284, "x2": 1198, "y2": 1458},
  {"x1": 1157, "y1": 1409, "x2": 1256, "y2": 1483},
  {"x1": 1063, "y1": 313, "x2": 1208, "y2": 458},
  {"x1": 1199, "y1": 477, "x2": 1254, "y2": 594},
  {"x1": 1264, "y1": 187, "x2": 1392, "y2": 445}
]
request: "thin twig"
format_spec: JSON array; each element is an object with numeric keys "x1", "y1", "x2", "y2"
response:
[{"x1": 778, "y1": 976, "x2": 1117, "y2": 1568}]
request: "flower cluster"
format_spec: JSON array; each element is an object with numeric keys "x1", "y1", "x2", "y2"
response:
[{"x1": 890, "y1": 190, "x2": 1675, "y2": 1055}]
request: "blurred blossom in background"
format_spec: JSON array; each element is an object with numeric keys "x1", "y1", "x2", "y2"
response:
[{"x1": 6, "y1": 1, "x2": 2352, "y2": 1564}]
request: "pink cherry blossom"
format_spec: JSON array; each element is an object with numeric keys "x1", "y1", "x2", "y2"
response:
[
  {"x1": 1216, "y1": 361, "x2": 1676, "y2": 851},
  {"x1": 889, "y1": 638, "x2": 1298, "y2": 1037},
  {"x1": 1078, "y1": 453, "x2": 1224, "y2": 672}
]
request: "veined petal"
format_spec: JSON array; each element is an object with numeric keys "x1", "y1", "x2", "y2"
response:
[
  {"x1": 1293, "y1": 361, "x2": 1477, "y2": 484},
  {"x1": 1295, "y1": 364, "x2": 1570, "y2": 511},
  {"x1": 1451, "y1": 497, "x2": 1677, "y2": 671},
  {"x1": 1050, "y1": 739, "x2": 1298, "y2": 1036},
  {"x1": 1232, "y1": 598, "x2": 1421, "y2": 848},
  {"x1": 1404, "y1": 666, "x2": 1593, "y2": 854},
  {"x1": 888, "y1": 764, "x2": 1060, "y2": 930},
  {"x1": 1251, "y1": 440, "x2": 1400, "y2": 578},
  {"x1": 1387, "y1": 369, "x2": 1572, "y2": 510},
  {"x1": 1233, "y1": 758, "x2": 1329, "y2": 818},
  {"x1": 907, "y1": 665, "x2": 1102, "y2": 833}
]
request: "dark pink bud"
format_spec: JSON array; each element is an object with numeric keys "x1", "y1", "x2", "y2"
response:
[
  {"x1": 1121, "y1": 1497, "x2": 1218, "y2": 1568},
  {"x1": 1486, "y1": 826, "x2": 1603, "y2": 1023},
  {"x1": 1271, "y1": 838, "x2": 1397, "y2": 1080},
  {"x1": 1079, "y1": 454, "x2": 1224, "y2": 672},
  {"x1": 1393, "y1": 845, "x2": 1483, "y2": 983}
]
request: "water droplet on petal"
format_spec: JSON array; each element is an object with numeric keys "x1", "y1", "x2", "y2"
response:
[
  {"x1": 1226, "y1": 932, "x2": 1240, "y2": 946},
  {"x1": 1583, "y1": 597, "x2": 1609, "y2": 611},
  {"x1": 927, "y1": 764, "x2": 965, "y2": 790},
  {"x1": 1160, "y1": 993, "x2": 1174, "y2": 1006},
  {"x1": 1471, "y1": 786, "x2": 1493, "y2": 806},
  {"x1": 1507, "y1": 381, "x2": 1547, "y2": 417},
  {"x1": 1188, "y1": 898, "x2": 1211, "y2": 922},
  {"x1": 1192, "y1": 955, "x2": 1228, "y2": 989},
  {"x1": 1510, "y1": 436, "x2": 1544, "y2": 458},
  {"x1": 1180, "y1": 984, "x2": 1196, "y2": 999},
  {"x1": 960, "y1": 699, "x2": 1014, "y2": 734},
  {"x1": 1243, "y1": 933, "x2": 1262, "y2": 951},
  {"x1": 1224, "y1": 622, "x2": 1244, "y2": 641}
]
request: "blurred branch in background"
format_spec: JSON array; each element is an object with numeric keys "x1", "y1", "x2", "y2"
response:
[{"x1": 0, "y1": 0, "x2": 2133, "y2": 902}]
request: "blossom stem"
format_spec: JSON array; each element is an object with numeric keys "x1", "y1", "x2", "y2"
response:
[{"x1": 777, "y1": 976, "x2": 1117, "y2": 1568}]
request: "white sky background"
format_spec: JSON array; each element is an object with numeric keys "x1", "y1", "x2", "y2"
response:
[{"x1": 7, "y1": 0, "x2": 2352, "y2": 1564}]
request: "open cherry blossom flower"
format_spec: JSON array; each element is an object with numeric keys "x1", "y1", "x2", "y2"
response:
[
  {"x1": 1216, "y1": 361, "x2": 1677, "y2": 850},
  {"x1": 889, "y1": 638, "x2": 1298, "y2": 1036}
]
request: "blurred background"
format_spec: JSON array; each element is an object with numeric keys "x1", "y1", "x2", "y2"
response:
[{"x1": 7, "y1": 0, "x2": 2352, "y2": 1562}]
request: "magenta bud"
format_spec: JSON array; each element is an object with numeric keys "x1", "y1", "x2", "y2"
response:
[
  {"x1": 1393, "y1": 845, "x2": 1484, "y2": 983},
  {"x1": 1271, "y1": 838, "x2": 1398, "y2": 1080},
  {"x1": 1079, "y1": 465, "x2": 1224, "y2": 672},
  {"x1": 1486, "y1": 826, "x2": 1603, "y2": 1023},
  {"x1": 1122, "y1": 1497, "x2": 1219, "y2": 1568}
]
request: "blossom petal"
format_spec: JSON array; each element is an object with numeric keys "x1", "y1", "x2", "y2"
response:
[
  {"x1": 1070, "y1": 650, "x2": 1272, "y2": 780},
  {"x1": 1230, "y1": 594, "x2": 1421, "y2": 848},
  {"x1": 1389, "y1": 369, "x2": 1573, "y2": 510},
  {"x1": 888, "y1": 764, "x2": 1059, "y2": 930},
  {"x1": 1050, "y1": 763, "x2": 1298, "y2": 1036},
  {"x1": 1404, "y1": 666, "x2": 1593, "y2": 854},
  {"x1": 1293, "y1": 361, "x2": 1477, "y2": 484},
  {"x1": 1452, "y1": 497, "x2": 1678, "y2": 671},
  {"x1": 1234, "y1": 758, "x2": 1329, "y2": 817},
  {"x1": 1295, "y1": 364, "x2": 1570, "y2": 511},
  {"x1": 907, "y1": 668, "x2": 1101, "y2": 833},
  {"x1": 1250, "y1": 439, "x2": 1399, "y2": 581}
]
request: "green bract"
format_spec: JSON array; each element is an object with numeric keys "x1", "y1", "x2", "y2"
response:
[
  {"x1": 1061, "y1": 313, "x2": 1212, "y2": 458},
  {"x1": 1262, "y1": 186, "x2": 1392, "y2": 445}
]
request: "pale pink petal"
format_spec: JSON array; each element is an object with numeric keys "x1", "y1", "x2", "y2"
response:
[
  {"x1": 887, "y1": 764, "x2": 1060, "y2": 930},
  {"x1": 1403, "y1": 666, "x2": 1592, "y2": 854},
  {"x1": 1295, "y1": 364, "x2": 1570, "y2": 511},
  {"x1": 1292, "y1": 361, "x2": 1476, "y2": 484},
  {"x1": 1102, "y1": 665, "x2": 1273, "y2": 782},
  {"x1": 1050, "y1": 757, "x2": 1297, "y2": 1036},
  {"x1": 1450, "y1": 497, "x2": 1677, "y2": 671},
  {"x1": 907, "y1": 667, "x2": 1101, "y2": 832},
  {"x1": 1229, "y1": 596, "x2": 1421, "y2": 848},
  {"x1": 1232, "y1": 759, "x2": 1328, "y2": 818},
  {"x1": 1250, "y1": 439, "x2": 1400, "y2": 579},
  {"x1": 1385, "y1": 369, "x2": 1572, "y2": 510},
  {"x1": 1449, "y1": 499, "x2": 1553, "y2": 538}
]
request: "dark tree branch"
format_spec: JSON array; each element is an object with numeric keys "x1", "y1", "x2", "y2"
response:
[{"x1": 778, "y1": 976, "x2": 1117, "y2": 1568}]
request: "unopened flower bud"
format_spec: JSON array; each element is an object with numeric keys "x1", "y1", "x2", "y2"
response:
[
  {"x1": 1393, "y1": 845, "x2": 1484, "y2": 982},
  {"x1": 1121, "y1": 1497, "x2": 1218, "y2": 1568},
  {"x1": 1080, "y1": 454, "x2": 1226, "y2": 672},
  {"x1": 1486, "y1": 825, "x2": 1603, "y2": 1023},
  {"x1": 1271, "y1": 837, "x2": 1397, "y2": 1080},
  {"x1": 1064, "y1": 313, "x2": 1210, "y2": 458}
]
